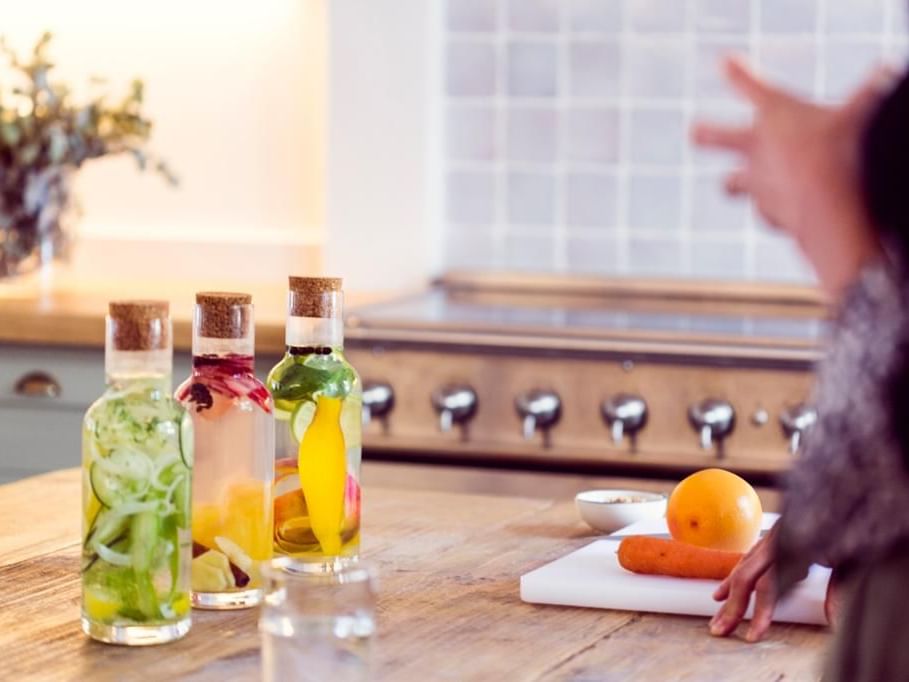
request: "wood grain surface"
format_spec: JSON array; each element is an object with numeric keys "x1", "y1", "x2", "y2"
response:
[
  {"x1": 0, "y1": 279, "x2": 395, "y2": 354},
  {"x1": 0, "y1": 469, "x2": 828, "y2": 681}
]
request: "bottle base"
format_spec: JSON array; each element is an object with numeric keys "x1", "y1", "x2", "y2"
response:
[
  {"x1": 192, "y1": 587, "x2": 263, "y2": 610},
  {"x1": 81, "y1": 616, "x2": 190, "y2": 646},
  {"x1": 271, "y1": 553, "x2": 360, "y2": 573}
]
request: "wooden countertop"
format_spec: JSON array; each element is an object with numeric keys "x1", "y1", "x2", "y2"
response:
[
  {"x1": 1, "y1": 470, "x2": 828, "y2": 680},
  {"x1": 0, "y1": 278, "x2": 397, "y2": 355}
]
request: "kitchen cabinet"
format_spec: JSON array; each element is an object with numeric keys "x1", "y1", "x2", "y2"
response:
[
  {"x1": 0, "y1": 345, "x2": 191, "y2": 483},
  {"x1": 0, "y1": 342, "x2": 289, "y2": 484},
  {"x1": 3, "y1": 469, "x2": 827, "y2": 679}
]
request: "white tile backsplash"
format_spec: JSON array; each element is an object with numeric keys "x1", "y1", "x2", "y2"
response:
[
  {"x1": 568, "y1": 0, "x2": 624, "y2": 34},
  {"x1": 565, "y1": 235, "x2": 619, "y2": 272},
  {"x1": 504, "y1": 230, "x2": 557, "y2": 269},
  {"x1": 447, "y1": 41, "x2": 497, "y2": 96},
  {"x1": 441, "y1": 0, "x2": 902, "y2": 282},
  {"x1": 825, "y1": 0, "x2": 885, "y2": 34},
  {"x1": 760, "y1": 0, "x2": 818, "y2": 34},
  {"x1": 445, "y1": 230, "x2": 500, "y2": 269},
  {"x1": 447, "y1": 170, "x2": 497, "y2": 225},
  {"x1": 822, "y1": 40, "x2": 884, "y2": 101},
  {"x1": 628, "y1": 236, "x2": 684, "y2": 275},
  {"x1": 508, "y1": 41, "x2": 559, "y2": 96},
  {"x1": 757, "y1": 38, "x2": 817, "y2": 97},
  {"x1": 447, "y1": 0, "x2": 498, "y2": 33},
  {"x1": 507, "y1": 0, "x2": 560, "y2": 33},
  {"x1": 563, "y1": 108, "x2": 621, "y2": 162},
  {"x1": 628, "y1": 174, "x2": 682, "y2": 230},
  {"x1": 507, "y1": 171, "x2": 557, "y2": 225},
  {"x1": 690, "y1": 173, "x2": 748, "y2": 232},
  {"x1": 629, "y1": 107, "x2": 684, "y2": 164},
  {"x1": 507, "y1": 106, "x2": 557, "y2": 162},
  {"x1": 754, "y1": 234, "x2": 813, "y2": 283},
  {"x1": 695, "y1": 39, "x2": 751, "y2": 100},
  {"x1": 447, "y1": 105, "x2": 497, "y2": 161},
  {"x1": 569, "y1": 41, "x2": 622, "y2": 98},
  {"x1": 565, "y1": 171, "x2": 619, "y2": 228},
  {"x1": 626, "y1": 39, "x2": 686, "y2": 98},
  {"x1": 690, "y1": 240, "x2": 747, "y2": 278},
  {"x1": 629, "y1": 0, "x2": 687, "y2": 33},
  {"x1": 695, "y1": 0, "x2": 751, "y2": 34}
]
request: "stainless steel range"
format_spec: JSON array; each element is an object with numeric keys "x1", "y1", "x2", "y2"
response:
[{"x1": 346, "y1": 272, "x2": 826, "y2": 485}]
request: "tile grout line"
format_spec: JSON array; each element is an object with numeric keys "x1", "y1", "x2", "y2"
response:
[
  {"x1": 679, "y1": 0, "x2": 696, "y2": 277},
  {"x1": 742, "y1": 0, "x2": 761, "y2": 282},
  {"x1": 553, "y1": 1, "x2": 569, "y2": 273},
  {"x1": 615, "y1": 3, "x2": 631, "y2": 275},
  {"x1": 493, "y1": 0, "x2": 509, "y2": 268}
]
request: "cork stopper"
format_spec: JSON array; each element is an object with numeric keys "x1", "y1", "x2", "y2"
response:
[
  {"x1": 108, "y1": 300, "x2": 170, "y2": 351},
  {"x1": 195, "y1": 291, "x2": 252, "y2": 339},
  {"x1": 288, "y1": 276, "x2": 343, "y2": 318}
]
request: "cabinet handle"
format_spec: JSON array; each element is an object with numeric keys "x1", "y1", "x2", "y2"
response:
[{"x1": 14, "y1": 371, "x2": 61, "y2": 398}]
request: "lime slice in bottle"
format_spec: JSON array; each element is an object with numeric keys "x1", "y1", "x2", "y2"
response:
[
  {"x1": 83, "y1": 585, "x2": 122, "y2": 621},
  {"x1": 274, "y1": 398, "x2": 297, "y2": 420},
  {"x1": 340, "y1": 394, "x2": 363, "y2": 451},
  {"x1": 290, "y1": 401, "x2": 316, "y2": 443}
]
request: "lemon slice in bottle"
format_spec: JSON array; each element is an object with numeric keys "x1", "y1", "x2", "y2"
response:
[{"x1": 340, "y1": 394, "x2": 363, "y2": 452}]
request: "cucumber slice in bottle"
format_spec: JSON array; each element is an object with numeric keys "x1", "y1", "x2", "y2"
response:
[
  {"x1": 291, "y1": 400, "x2": 316, "y2": 442},
  {"x1": 179, "y1": 413, "x2": 193, "y2": 468},
  {"x1": 130, "y1": 511, "x2": 159, "y2": 572},
  {"x1": 89, "y1": 450, "x2": 152, "y2": 507}
]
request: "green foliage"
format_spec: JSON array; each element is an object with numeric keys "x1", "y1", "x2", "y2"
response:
[
  {"x1": 0, "y1": 32, "x2": 175, "y2": 184},
  {"x1": 0, "y1": 32, "x2": 175, "y2": 275}
]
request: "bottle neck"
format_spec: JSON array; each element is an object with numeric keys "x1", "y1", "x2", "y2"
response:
[
  {"x1": 105, "y1": 349, "x2": 172, "y2": 386},
  {"x1": 285, "y1": 315, "x2": 343, "y2": 349},
  {"x1": 192, "y1": 334, "x2": 254, "y2": 359},
  {"x1": 192, "y1": 353, "x2": 255, "y2": 374}
]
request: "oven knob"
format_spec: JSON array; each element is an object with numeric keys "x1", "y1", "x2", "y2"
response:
[
  {"x1": 431, "y1": 384, "x2": 478, "y2": 432},
  {"x1": 362, "y1": 381, "x2": 394, "y2": 424},
  {"x1": 688, "y1": 399, "x2": 735, "y2": 453},
  {"x1": 779, "y1": 403, "x2": 818, "y2": 454},
  {"x1": 515, "y1": 389, "x2": 561, "y2": 441},
  {"x1": 601, "y1": 394, "x2": 648, "y2": 447}
]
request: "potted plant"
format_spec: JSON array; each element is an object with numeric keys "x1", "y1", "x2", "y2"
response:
[{"x1": 0, "y1": 32, "x2": 174, "y2": 279}]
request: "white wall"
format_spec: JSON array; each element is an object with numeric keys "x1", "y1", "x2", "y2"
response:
[
  {"x1": 325, "y1": 0, "x2": 443, "y2": 292},
  {"x1": 4, "y1": 0, "x2": 324, "y2": 282}
]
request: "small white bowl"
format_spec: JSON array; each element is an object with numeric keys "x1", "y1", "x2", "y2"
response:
[{"x1": 575, "y1": 489, "x2": 667, "y2": 534}]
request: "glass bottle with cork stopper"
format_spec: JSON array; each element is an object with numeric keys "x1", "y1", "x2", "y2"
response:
[
  {"x1": 176, "y1": 292, "x2": 275, "y2": 609},
  {"x1": 81, "y1": 300, "x2": 193, "y2": 645},
  {"x1": 266, "y1": 277, "x2": 362, "y2": 565}
]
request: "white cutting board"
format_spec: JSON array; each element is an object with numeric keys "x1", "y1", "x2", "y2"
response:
[{"x1": 520, "y1": 514, "x2": 830, "y2": 625}]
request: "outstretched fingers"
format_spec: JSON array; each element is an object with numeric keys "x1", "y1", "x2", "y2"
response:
[
  {"x1": 709, "y1": 572, "x2": 754, "y2": 637},
  {"x1": 745, "y1": 573, "x2": 777, "y2": 642},
  {"x1": 691, "y1": 123, "x2": 753, "y2": 153},
  {"x1": 724, "y1": 170, "x2": 750, "y2": 196},
  {"x1": 724, "y1": 56, "x2": 776, "y2": 106}
]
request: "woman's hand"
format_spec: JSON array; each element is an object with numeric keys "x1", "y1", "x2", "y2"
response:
[
  {"x1": 692, "y1": 58, "x2": 886, "y2": 298},
  {"x1": 709, "y1": 525, "x2": 777, "y2": 642}
]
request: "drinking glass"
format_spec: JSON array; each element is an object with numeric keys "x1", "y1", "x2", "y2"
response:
[{"x1": 260, "y1": 558, "x2": 377, "y2": 682}]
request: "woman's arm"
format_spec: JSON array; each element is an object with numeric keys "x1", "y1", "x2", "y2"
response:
[
  {"x1": 708, "y1": 525, "x2": 778, "y2": 642},
  {"x1": 692, "y1": 58, "x2": 889, "y2": 641},
  {"x1": 692, "y1": 58, "x2": 885, "y2": 300}
]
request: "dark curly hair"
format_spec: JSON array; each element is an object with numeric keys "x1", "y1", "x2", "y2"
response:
[{"x1": 862, "y1": 72, "x2": 909, "y2": 467}]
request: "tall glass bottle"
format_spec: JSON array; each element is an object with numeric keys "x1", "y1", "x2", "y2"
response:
[
  {"x1": 81, "y1": 300, "x2": 192, "y2": 645},
  {"x1": 267, "y1": 277, "x2": 362, "y2": 564},
  {"x1": 176, "y1": 292, "x2": 274, "y2": 609}
]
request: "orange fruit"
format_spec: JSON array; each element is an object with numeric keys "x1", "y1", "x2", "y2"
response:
[{"x1": 666, "y1": 468, "x2": 762, "y2": 552}]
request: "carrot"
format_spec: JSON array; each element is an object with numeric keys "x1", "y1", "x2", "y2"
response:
[{"x1": 617, "y1": 535, "x2": 743, "y2": 580}]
